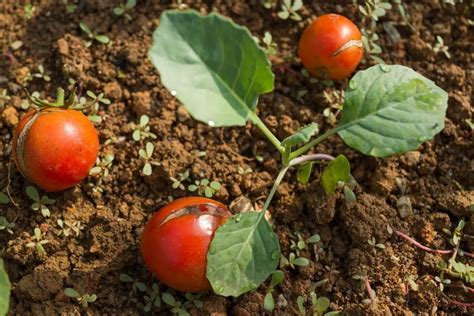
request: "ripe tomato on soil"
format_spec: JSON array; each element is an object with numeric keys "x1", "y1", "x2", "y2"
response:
[
  {"x1": 12, "y1": 108, "x2": 99, "y2": 192},
  {"x1": 140, "y1": 197, "x2": 232, "y2": 293},
  {"x1": 298, "y1": 13, "x2": 364, "y2": 80}
]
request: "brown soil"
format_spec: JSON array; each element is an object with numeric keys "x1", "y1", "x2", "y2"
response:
[{"x1": 0, "y1": 0, "x2": 473, "y2": 315}]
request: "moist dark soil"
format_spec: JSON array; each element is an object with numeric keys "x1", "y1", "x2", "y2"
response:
[{"x1": 0, "y1": 0, "x2": 473, "y2": 315}]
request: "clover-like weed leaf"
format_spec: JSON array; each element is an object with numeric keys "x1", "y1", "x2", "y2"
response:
[
  {"x1": 0, "y1": 259, "x2": 11, "y2": 316},
  {"x1": 207, "y1": 211, "x2": 280, "y2": 297},
  {"x1": 321, "y1": 155, "x2": 350, "y2": 196},
  {"x1": 338, "y1": 65, "x2": 448, "y2": 157},
  {"x1": 149, "y1": 10, "x2": 274, "y2": 126},
  {"x1": 281, "y1": 123, "x2": 318, "y2": 148}
]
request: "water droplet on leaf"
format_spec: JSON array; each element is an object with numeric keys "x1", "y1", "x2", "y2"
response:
[
  {"x1": 380, "y1": 64, "x2": 391, "y2": 72},
  {"x1": 208, "y1": 120, "x2": 215, "y2": 127},
  {"x1": 234, "y1": 213, "x2": 242, "y2": 222},
  {"x1": 171, "y1": 90, "x2": 177, "y2": 96},
  {"x1": 348, "y1": 81, "x2": 357, "y2": 90}
]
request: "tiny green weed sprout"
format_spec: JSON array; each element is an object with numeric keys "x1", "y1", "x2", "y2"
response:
[
  {"x1": 280, "y1": 252, "x2": 309, "y2": 269},
  {"x1": 86, "y1": 90, "x2": 111, "y2": 123},
  {"x1": 188, "y1": 179, "x2": 221, "y2": 198},
  {"x1": 309, "y1": 292, "x2": 330, "y2": 316},
  {"x1": 263, "y1": 270, "x2": 284, "y2": 312},
  {"x1": 89, "y1": 153, "x2": 114, "y2": 178},
  {"x1": 0, "y1": 191, "x2": 9, "y2": 205},
  {"x1": 139, "y1": 142, "x2": 159, "y2": 176},
  {"x1": 26, "y1": 227, "x2": 49, "y2": 255},
  {"x1": 114, "y1": 0, "x2": 137, "y2": 21},
  {"x1": 23, "y1": 4, "x2": 36, "y2": 20},
  {"x1": 261, "y1": 0, "x2": 277, "y2": 9},
  {"x1": 184, "y1": 293, "x2": 204, "y2": 309},
  {"x1": 30, "y1": 65, "x2": 51, "y2": 82},
  {"x1": 358, "y1": 0, "x2": 392, "y2": 24},
  {"x1": 20, "y1": 91, "x2": 40, "y2": 110},
  {"x1": 62, "y1": 0, "x2": 78, "y2": 13},
  {"x1": 0, "y1": 217, "x2": 15, "y2": 234},
  {"x1": 79, "y1": 22, "x2": 110, "y2": 47},
  {"x1": 143, "y1": 283, "x2": 161, "y2": 312},
  {"x1": 170, "y1": 169, "x2": 190, "y2": 190},
  {"x1": 120, "y1": 273, "x2": 147, "y2": 293},
  {"x1": 367, "y1": 237, "x2": 385, "y2": 254},
  {"x1": 290, "y1": 232, "x2": 321, "y2": 256},
  {"x1": 278, "y1": 0, "x2": 304, "y2": 21},
  {"x1": 261, "y1": 32, "x2": 277, "y2": 57},
  {"x1": 64, "y1": 288, "x2": 97, "y2": 308},
  {"x1": 26, "y1": 186, "x2": 54, "y2": 217},
  {"x1": 162, "y1": 292, "x2": 189, "y2": 316},
  {"x1": 296, "y1": 295, "x2": 306, "y2": 315},
  {"x1": 429, "y1": 35, "x2": 451, "y2": 59},
  {"x1": 57, "y1": 219, "x2": 84, "y2": 237},
  {"x1": 132, "y1": 115, "x2": 157, "y2": 141}
]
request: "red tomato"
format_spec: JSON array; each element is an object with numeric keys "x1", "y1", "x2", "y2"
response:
[
  {"x1": 12, "y1": 108, "x2": 99, "y2": 192},
  {"x1": 298, "y1": 13, "x2": 363, "y2": 80},
  {"x1": 140, "y1": 197, "x2": 232, "y2": 292}
]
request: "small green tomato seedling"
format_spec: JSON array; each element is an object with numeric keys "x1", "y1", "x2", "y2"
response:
[
  {"x1": 26, "y1": 227, "x2": 49, "y2": 255},
  {"x1": 79, "y1": 22, "x2": 110, "y2": 47},
  {"x1": 149, "y1": 10, "x2": 448, "y2": 297},
  {"x1": 26, "y1": 186, "x2": 55, "y2": 217},
  {"x1": 64, "y1": 288, "x2": 97, "y2": 308}
]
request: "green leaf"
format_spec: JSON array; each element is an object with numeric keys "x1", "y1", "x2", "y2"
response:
[
  {"x1": 0, "y1": 259, "x2": 11, "y2": 316},
  {"x1": 64, "y1": 288, "x2": 80, "y2": 298},
  {"x1": 281, "y1": 123, "x2": 318, "y2": 147},
  {"x1": 307, "y1": 234, "x2": 321, "y2": 243},
  {"x1": 26, "y1": 186, "x2": 40, "y2": 201},
  {"x1": 95, "y1": 35, "x2": 110, "y2": 44},
  {"x1": 338, "y1": 65, "x2": 448, "y2": 157},
  {"x1": 269, "y1": 270, "x2": 284, "y2": 288},
  {"x1": 315, "y1": 297, "x2": 330, "y2": 313},
  {"x1": 321, "y1": 155, "x2": 350, "y2": 196},
  {"x1": 143, "y1": 163, "x2": 152, "y2": 176},
  {"x1": 113, "y1": 7, "x2": 124, "y2": 15},
  {"x1": 263, "y1": 292, "x2": 275, "y2": 312},
  {"x1": 149, "y1": 10, "x2": 274, "y2": 127},
  {"x1": 210, "y1": 181, "x2": 221, "y2": 190},
  {"x1": 79, "y1": 22, "x2": 92, "y2": 35},
  {"x1": 119, "y1": 273, "x2": 133, "y2": 283},
  {"x1": 292, "y1": 257, "x2": 309, "y2": 267},
  {"x1": 162, "y1": 292, "x2": 176, "y2": 306},
  {"x1": 297, "y1": 162, "x2": 313, "y2": 185},
  {"x1": 206, "y1": 212, "x2": 280, "y2": 297},
  {"x1": 0, "y1": 192, "x2": 9, "y2": 204}
]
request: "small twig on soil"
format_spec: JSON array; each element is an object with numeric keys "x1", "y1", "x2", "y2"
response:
[
  {"x1": 396, "y1": 231, "x2": 474, "y2": 258},
  {"x1": 7, "y1": 158, "x2": 20, "y2": 212},
  {"x1": 445, "y1": 296, "x2": 474, "y2": 308}
]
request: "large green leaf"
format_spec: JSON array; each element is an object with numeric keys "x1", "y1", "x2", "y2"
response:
[
  {"x1": 207, "y1": 212, "x2": 280, "y2": 297},
  {"x1": 321, "y1": 155, "x2": 350, "y2": 196},
  {"x1": 149, "y1": 10, "x2": 274, "y2": 126},
  {"x1": 338, "y1": 65, "x2": 448, "y2": 157},
  {"x1": 0, "y1": 259, "x2": 11, "y2": 316}
]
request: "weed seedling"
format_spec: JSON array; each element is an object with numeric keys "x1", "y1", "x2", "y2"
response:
[
  {"x1": 259, "y1": 32, "x2": 278, "y2": 57},
  {"x1": 120, "y1": 273, "x2": 147, "y2": 293},
  {"x1": 184, "y1": 293, "x2": 204, "y2": 309},
  {"x1": 0, "y1": 191, "x2": 9, "y2": 204},
  {"x1": 139, "y1": 142, "x2": 159, "y2": 176},
  {"x1": 29, "y1": 65, "x2": 51, "y2": 82},
  {"x1": 85, "y1": 90, "x2": 111, "y2": 123},
  {"x1": 187, "y1": 179, "x2": 221, "y2": 198},
  {"x1": 62, "y1": 0, "x2": 78, "y2": 13},
  {"x1": 290, "y1": 232, "x2": 321, "y2": 256},
  {"x1": 114, "y1": 0, "x2": 136, "y2": 20},
  {"x1": 263, "y1": 270, "x2": 284, "y2": 312},
  {"x1": 56, "y1": 219, "x2": 84, "y2": 237},
  {"x1": 261, "y1": 0, "x2": 277, "y2": 9},
  {"x1": 26, "y1": 227, "x2": 49, "y2": 255},
  {"x1": 0, "y1": 217, "x2": 15, "y2": 234},
  {"x1": 79, "y1": 22, "x2": 110, "y2": 47},
  {"x1": 280, "y1": 252, "x2": 309, "y2": 269},
  {"x1": 367, "y1": 237, "x2": 385, "y2": 254},
  {"x1": 277, "y1": 0, "x2": 304, "y2": 21},
  {"x1": 429, "y1": 35, "x2": 451, "y2": 59},
  {"x1": 162, "y1": 292, "x2": 189, "y2": 315},
  {"x1": 132, "y1": 115, "x2": 157, "y2": 141},
  {"x1": 170, "y1": 169, "x2": 190, "y2": 190},
  {"x1": 143, "y1": 283, "x2": 161, "y2": 312},
  {"x1": 26, "y1": 186, "x2": 54, "y2": 217},
  {"x1": 23, "y1": 4, "x2": 36, "y2": 20},
  {"x1": 64, "y1": 288, "x2": 97, "y2": 308},
  {"x1": 296, "y1": 295, "x2": 306, "y2": 315},
  {"x1": 89, "y1": 154, "x2": 114, "y2": 178}
]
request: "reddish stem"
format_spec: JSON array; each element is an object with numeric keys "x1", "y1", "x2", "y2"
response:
[
  {"x1": 365, "y1": 278, "x2": 375, "y2": 302},
  {"x1": 449, "y1": 300, "x2": 474, "y2": 308}
]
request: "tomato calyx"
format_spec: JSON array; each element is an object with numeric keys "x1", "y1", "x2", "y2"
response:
[
  {"x1": 24, "y1": 84, "x2": 80, "y2": 109},
  {"x1": 332, "y1": 39, "x2": 363, "y2": 57},
  {"x1": 159, "y1": 203, "x2": 231, "y2": 227}
]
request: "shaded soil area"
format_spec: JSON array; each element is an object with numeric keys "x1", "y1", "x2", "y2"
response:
[{"x1": 0, "y1": 0, "x2": 473, "y2": 315}]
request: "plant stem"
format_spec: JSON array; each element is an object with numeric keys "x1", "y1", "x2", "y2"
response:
[
  {"x1": 289, "y1": 128, "x2": 340, "y2": 160},
  {"x1": 248, "y1": 111, "x2": 284, "y2": 154}
]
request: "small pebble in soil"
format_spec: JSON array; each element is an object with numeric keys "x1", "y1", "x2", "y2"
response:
[{"x1": 397, "y1": 196, "x2": 413, "y2": 219}]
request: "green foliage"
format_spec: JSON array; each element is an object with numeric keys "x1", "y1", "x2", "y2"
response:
[
  {"x1": 149, "y1": 10, "x2": 274, "y2": 127},
  {"x1": 143, "y1": 283, "x2": 161, "y2": 312},
  {"x1": 262, "y1": 32, "x2": 277, "y2": 56},
  {"x1": 56, "y1": 219, "x2": 84, "y2": 237},
  {"x1": 282, "y1": 123, "x2": 319, "y2": 148},
  {"x1": 132, "y1": 115, "x2": 157, "y2": 141},
  {"x1": 428, "y1": 35, "x2": 451, "y2": 59},
  {"x1": 23, "y1": 4, "x2": 36, "y2": 20},
  {"x1": 0, "y1": 217, "x2": 15, "y2": 235},
  {"x1": 321, "y1": 155, "x2": 350, "y2": 196},
  {"x1": 64, "y1": 288, "x2": 97, "y2": 308},
  {"x1": 26, "y1": 186, "x2": 55, "y2": 217},
  {"x1": 296, "y1": 162, "x2": 313, "y2": 185},
  {"x1": 337, "y1": 65, "x2": 448, "y2": 157},
  {"x1": 0, "y1": 259, "x2": 11, "y2": 316},
  {"x1": 120, "y1": 273, "x2": 147, "y2": 293},
  {"x1": 79, "y1": 22, "x2": 110, "y2": 47},
  {"x1": 184, "y1": 293, "x2": 204, "y2": 309},
  {"x1": 170, "y1": 169, "x2": 190, "y2": 190},
  {"x1": 139, "y1": 142, "x2": 157, "y2": 176},
  {"x1": 290, "y1": 232, "x2": 321, "y2": 256},
  {"x1": 206, "y1": 211, "x2": 280, "y2": 297},
  {"x1": 162, "y1": 292, "x2": 189, "y2": 315},
  {"x1": 263, "y1": 270, "x2": 284, "y2": 312},
  {"x1": 85, "y1": 90, "x2": 111, "y2": 123},
  {"x1": 62, "y1": 0, "x2": 77, "y2": 13},
  {"x1": 277, "y1": 0, "x2": 304, "y2": 21},
  {"x1": 88, "y1": 153, "x2": 114, "y2": 193},
  {"x1": 26, "y1": 227, "x2": 49, "y2": 255},
  {"x1": 29, "y1": 65, "x2": 51, "y2": 82},
  {"x1": 367, "y1": 237, "x2": 386, "y2": 254},
  {"x1": 0, "y1": 192, "x2": 9, "y2": 205},
  {"x1": 280, "y1": 252, "x2": 309, "y2": 269},
  {"x1": 188, "y1": 179, "x2": 221, "y2": 198}
]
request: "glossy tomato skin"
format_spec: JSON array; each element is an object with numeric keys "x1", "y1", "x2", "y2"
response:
[
  {"x1": 299, "y1": 13, "x2": 363, "y2": 80},
  {"x1": 141, "y1": 197, "x2": 232, "y2": 293},
  {"x1": 12, "y1": 108, "x2": 99, "y2": 192}
]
